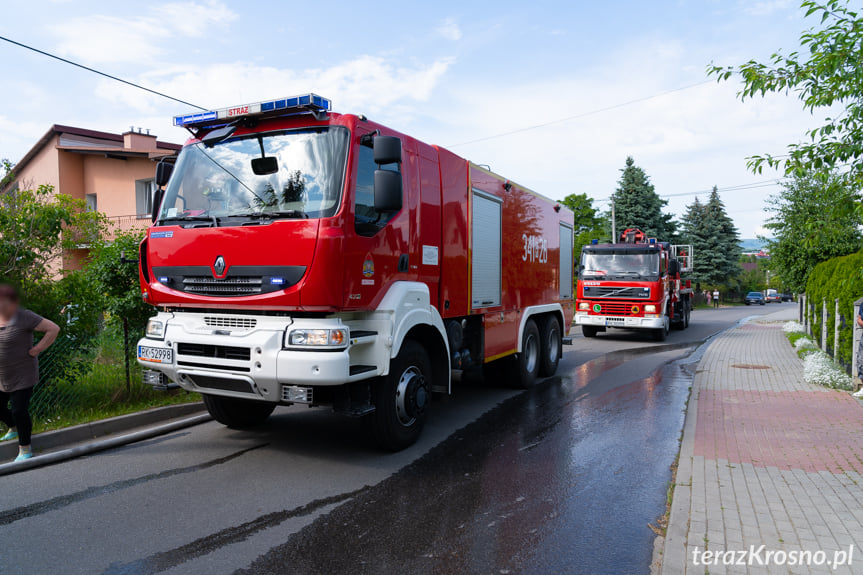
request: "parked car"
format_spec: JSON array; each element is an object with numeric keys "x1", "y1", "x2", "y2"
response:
[
  {"x1": 745, "y1": 292, "x2": 766, "y2": 305},
  {"x1": 765, "y1": 292, "x2": 782, "y2": 303},
  {"x1": 781, "y1": 293, "x2": 793, "y2": 302}
]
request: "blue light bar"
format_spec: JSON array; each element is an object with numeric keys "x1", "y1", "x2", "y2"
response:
[
  {"x1": 649, "y1": 238, "x2": 656, "y2": 244},
  {"x1": 158, "y1": 276, "x2": 169, "y2": 283},
  {"x1": 270, "y1": 277, "x2": 285, "y2": 285},
  {"x1": 591, "y1": 239, "x2": 599, "y2": 245},
  {"x1": 173, "y1": 93, "x2": 332, "y2": 127}
]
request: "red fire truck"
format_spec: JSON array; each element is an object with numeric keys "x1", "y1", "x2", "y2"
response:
[
  {"x1": 136, "y1": 94, "x2": 575, "y2": 450},
  {"x1": 574, "y1": 228, "x2": 693, "y2": 341}
]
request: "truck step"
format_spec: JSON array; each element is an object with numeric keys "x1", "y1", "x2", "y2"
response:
[
  {"x1": 562, "y1": 336, "x2": 573, "y2": 346},
  {"x1": 349, "y1": 365, "x2": 376, "y2": 376}
]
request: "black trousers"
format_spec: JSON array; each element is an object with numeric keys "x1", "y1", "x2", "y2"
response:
[{"x1": 0, "y1": 387, "x2": 33, "y2": 446}]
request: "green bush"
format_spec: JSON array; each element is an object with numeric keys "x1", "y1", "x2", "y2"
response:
[{"x1": 804, "y1": 250, "x2": 863, "y2": 368}]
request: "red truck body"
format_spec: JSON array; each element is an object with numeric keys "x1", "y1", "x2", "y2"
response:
[
  {"x1": 137, "y1": 94, "x2": 574, "y2": 449},
  {"x1": 574, "y1": 229, "x2": 692, "y2": 341}
]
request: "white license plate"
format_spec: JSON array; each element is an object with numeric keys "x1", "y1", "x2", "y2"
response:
[{"x1": 138, "y1": 346, "x2": 173, "y2": 364}]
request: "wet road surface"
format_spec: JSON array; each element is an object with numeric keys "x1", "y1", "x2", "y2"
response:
[{"x1": 0, "y1": 304, "x2": 786, "y2": 574}]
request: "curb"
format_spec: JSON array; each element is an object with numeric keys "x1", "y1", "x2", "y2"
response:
[
  {"x1": 0, "y1": 402, "x2": 205, "y2": 461},
  {"x1": 0, "y1": 412, "x2": 212, "y2": 476}
]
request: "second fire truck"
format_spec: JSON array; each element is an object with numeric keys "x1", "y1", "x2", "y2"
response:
[{"x1": 574, "y1": 228, "x2": 693, "y2": 341}]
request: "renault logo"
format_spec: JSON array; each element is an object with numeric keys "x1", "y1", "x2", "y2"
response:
[{"x1": 213, "y1": 255, "x2": 226, "y2": 277}]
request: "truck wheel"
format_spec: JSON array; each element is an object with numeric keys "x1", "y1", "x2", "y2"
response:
[
  {"x1": 539, "y1": 316, "x2": 562, "y2": 377},
  {"x1": 683, "y1": 304, "x2": 690, "y2": 329},
  {"x1": 369, "y1": 339, "x2": 431, "y2": 451},
  {"x1": 513, "y1": 319, "x2": 541, "y2": 388},
  {"x1": 652, "y1": 316, "x2": 669, "y2": 342},
  {"x1": 582, "y1": 326, "x2": 599, "y2": 338},
  {"x1": 202, "y1": 394, "x2": 275, "y2": 429}
]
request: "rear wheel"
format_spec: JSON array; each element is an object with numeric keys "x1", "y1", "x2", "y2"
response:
[
  {"x1": 539, "y1": 316, "x2": 562, "y2": 377},
  {"x1": 683, "y1": 303, "x2": 690, "y2": 328},
  {"x1": 369, "y1": 340, "x2": 431, "y2": 451},
  {"x1": 511, "y1": 319, "x2": 541, "y2": 389},
  {"x1": 582, "y1": 325, "x2": 599, "y2": 338},
  {"x1": 203, "y1": 395, "x2": 275, "y2": 429}
]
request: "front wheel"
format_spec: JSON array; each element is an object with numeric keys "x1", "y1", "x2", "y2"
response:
[
  {"x1": 369, "y1": 340, "x2": 431, "y2": 451},
  {"x1": 652, "y1": 316, "x2": 669, "y2": 342},
  {"x1": 203, "y1": 395, "x2": 275, "y2": 429}
]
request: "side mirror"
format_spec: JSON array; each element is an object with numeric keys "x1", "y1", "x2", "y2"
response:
[
  {"x1": 373, "y1": 136, "x2": 402, "y2": 165},
  {"x1": 155, "y1": 162, "x2": 173, "y2": 187},
  {"x1": 374, "y1": 169, "x2": 402, "y2": 213},
  {"x1": 151, "y1": 188, "x2": 164, "y2": 223},
  {"x1": 252, "y1": 156, "x2": 279, "y2": 175},
  {"x1": 668, "y1": 258, "x2": 680, "y2": 276}
]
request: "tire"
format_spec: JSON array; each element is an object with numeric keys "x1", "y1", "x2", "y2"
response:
[
  {"x1": 539, "y1": 315, "x2": 562, "y2": 377},
  {"x1": 512, "y1": 319, "x2": 541, "y2": 389},
  {"x1": 582, "y1": 325, "x2": 599, "y2": 338},
  {"x1": 202, "y1": 394, "x2": 275, "y2": 429},
  {"x1": 369, "y1": 339, "x2": 431, "y2": 451},
  {"x1": 683, "y1": 304, "x2": 690, "y2": 329},
  {"x1": 652, "y1": 316, "x2": 669, "y2": 342}
]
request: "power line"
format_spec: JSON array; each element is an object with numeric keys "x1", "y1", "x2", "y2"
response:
[
  {"x1": 0, "y1": 34, "x2": 207, "y2": 111},
  {"x1": 592, "y1": 179, "x2": 781, "y2": 203},
  {"x1": 447, "y1": 79, "x2": 714, "y2": 148}
]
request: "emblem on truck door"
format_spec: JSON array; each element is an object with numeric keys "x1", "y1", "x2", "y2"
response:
[{"x1": 214, "y1": 255, "x2": 226, "y2": 277}]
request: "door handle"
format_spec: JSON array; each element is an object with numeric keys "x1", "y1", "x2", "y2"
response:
[{"x1": 398, "y1": 254, "x2": 409, "y2": 273}]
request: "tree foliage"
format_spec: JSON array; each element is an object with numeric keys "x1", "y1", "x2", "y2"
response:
[
  {"x1": 608, "y1": 157, "x2": 675, "y2": 240},
  {"x1": 763, "y1": 171, "x2": 862, "y2": 292},
  {"x1": 680, "y1": 188, "x2": 741, "y2": 287},
  {"x1": 708, "y1": 0, "x2": 863, "y2": 191},
  {"x1": 86, "y1": 231, "x2": 152, "y2": 332},
  {"x1": 560, "y1": 192, "x2": 610, "y2": 256}
]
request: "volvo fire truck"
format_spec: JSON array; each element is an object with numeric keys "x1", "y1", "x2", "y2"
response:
[
  {"x1": 136, "y1": 94, "x2": 575, "y2": 450},
  {"x1": 574, "y1": 228, "x2": 692, "y2": 341}
]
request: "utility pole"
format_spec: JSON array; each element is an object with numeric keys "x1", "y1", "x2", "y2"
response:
[{"x1": 611, "y1": 197, "x2": 616, "y2": 241}]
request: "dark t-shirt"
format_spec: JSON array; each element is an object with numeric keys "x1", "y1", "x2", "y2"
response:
[{"x1": 0, "y1": 309, "x2": 44, "y2": 392}]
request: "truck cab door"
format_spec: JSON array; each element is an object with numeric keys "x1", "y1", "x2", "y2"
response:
[{"x1": 342, "y1": 131, "x2": 415, "y2": 309}]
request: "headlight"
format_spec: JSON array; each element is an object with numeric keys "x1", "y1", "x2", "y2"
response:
[
  {"x1": 287, "y1": 328, "x2": 348, "y2": 348},
  {"x1": 578, "y1": 302, "x2": 590, "y2": 311},
  {"x1": 643, "y1": 304, "x2": 657, "y2": 313},
  {"x1": 145, "y1": 319, "x2": 165, "y2": 339}
]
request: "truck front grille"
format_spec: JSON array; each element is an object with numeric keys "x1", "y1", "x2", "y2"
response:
[
  {"x1": 584, "y1": 286, "x2": 650, "y2": 299},
  {"x1": 177, "y1": 343, "x2": 251, "y2": 361},
  {"x1": 183, "y1": 276, "x2": 262, "y2": 296},
  {"x1": 204, "y1": 316, "x2": 258, "y2": 330},
  {"x1": 590, "y1": 301, "x2": 639, "y2": 316},
  {"x1": 189, "y1": 375, "x2": 253, "y2": 394}
]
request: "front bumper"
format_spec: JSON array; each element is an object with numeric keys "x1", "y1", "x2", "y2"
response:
[
  {"x1": 137, "y1": 312, "x2": 383, "y2": 403},
  {"x1": 574, "y1": 313, "x2": 665, "y2": 329}
]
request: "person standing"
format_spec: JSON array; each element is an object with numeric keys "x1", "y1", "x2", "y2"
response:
[
  {"x1": 712, "y1": 289, "x2": 720, "y2": 308},
  {"x1": 706, "y1": 291, "x2": 712, "y2": 306},
  {"x1": 0, "y1": 284, "x2": 60, "y2": 461}
]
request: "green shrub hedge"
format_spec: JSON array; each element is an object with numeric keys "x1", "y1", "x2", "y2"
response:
[{"x1": 804, "y1": 250, "x2": 863, "y2": 369}]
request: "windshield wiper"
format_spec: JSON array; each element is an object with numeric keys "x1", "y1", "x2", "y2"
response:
[
  {"x1": 158, "y1": 215, "x2": 220, "y2": 227},
  {"x1": 231, "y1": 210, "x2": 309, "y2": 220}
]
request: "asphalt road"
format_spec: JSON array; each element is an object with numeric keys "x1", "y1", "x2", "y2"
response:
[{"x1": 0, "y1": 304, "x2": 790, "y2": 575}]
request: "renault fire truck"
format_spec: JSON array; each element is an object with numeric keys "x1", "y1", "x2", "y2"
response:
[
  {"x1": 574, "y1": 228, "x2": 692, "y2": 341},
  {"x1": 136, "y1": 94, "x2": 575, "y2": 450}
]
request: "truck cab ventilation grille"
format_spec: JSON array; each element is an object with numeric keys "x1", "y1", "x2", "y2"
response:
[
  {"x1": 183, "y1": 277, "x2": 262, "y2": 296},
  {"x1": 584, "y1": 286, "x2": 650, "y2": 299},
  {"x1": 151, "y1": 265, "x2": 306, "y2": 298}
]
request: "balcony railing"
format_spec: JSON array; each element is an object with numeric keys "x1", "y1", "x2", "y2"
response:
[{"x1": 106, "y1": 214, "x2": 151, "y2": 240}]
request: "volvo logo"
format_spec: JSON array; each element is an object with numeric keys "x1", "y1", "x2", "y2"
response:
[{"x1": 213, "y1": 255, "x2": 226, "y2": 277}]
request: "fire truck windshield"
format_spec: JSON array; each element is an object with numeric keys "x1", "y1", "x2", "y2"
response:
[
  {"x1": 158, "y1": 127, "x2": 349, "y2": 224},
  {"x1": 580, "y1": 251, "x2": 660, "y2": 280}
]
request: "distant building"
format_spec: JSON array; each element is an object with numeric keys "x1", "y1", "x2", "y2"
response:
[{"x1": 3, "y1": 125, "x2": 180, "y2": 271}]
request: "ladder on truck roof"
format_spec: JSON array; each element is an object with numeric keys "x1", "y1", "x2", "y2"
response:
[{"x1": 671, "y1": 245, "x2": 694, "y2": 273}]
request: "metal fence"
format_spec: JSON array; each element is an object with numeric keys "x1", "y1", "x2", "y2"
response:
[{"x1": 798, "y1": 294, "x2": 860, "y2": 377}]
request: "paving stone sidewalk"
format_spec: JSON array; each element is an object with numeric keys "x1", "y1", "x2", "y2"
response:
[{"x1": 661, "y1": 308, "x2": 863, "y2": 575}]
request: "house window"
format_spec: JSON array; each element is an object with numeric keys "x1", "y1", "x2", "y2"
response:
[
  {"x1": 85, "y1": 194, "x2": 97, "y2": 212},
  {"x1": 136, "y1": 179, "x2": 156, "y2": 218}
]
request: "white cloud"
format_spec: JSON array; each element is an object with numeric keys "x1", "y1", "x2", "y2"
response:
[
  {"x1": 93, "y1": 56, "x2": 454, "y2": 119},
  {"x1": 436, "y1": 18, "x2": 462, "y2": 41},
  {"x1": 743, "y1": 0, "x2": 792, "y2": 17},
  {"x1": 49, "y1": 1, "x2": 236, "y2": 64}
]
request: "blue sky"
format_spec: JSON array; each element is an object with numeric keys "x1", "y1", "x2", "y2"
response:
[{"x1": 0, "y1": 0, "x2": 826, "y2": 237}]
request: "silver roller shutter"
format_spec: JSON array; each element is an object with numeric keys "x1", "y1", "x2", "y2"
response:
[
  {"x1": 471, "y1": 190, "x2": 502, "y2": 309},
  {"x1": 559, "y1": 224, "x2": 573, "y2": 299}
]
